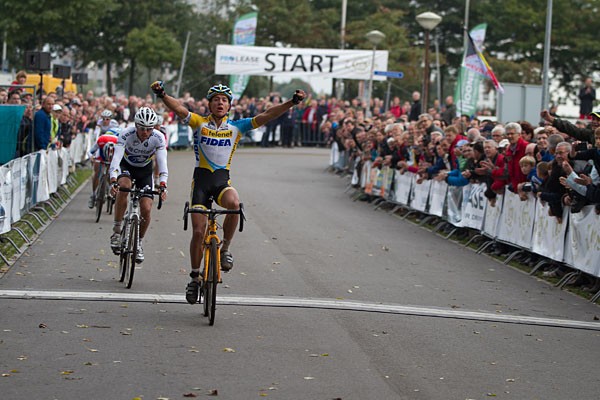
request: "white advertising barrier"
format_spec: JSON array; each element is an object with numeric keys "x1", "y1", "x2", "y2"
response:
[
  {"x1": 393, "y1": 171, "x2": 412, "y2": 206},
  {"x1": 329, "y1": 142, "x2": 339, "y2": 167},
  {"x1": 564, "y1": 206, "x2": 600, "y2": 277},
  {"x1": 360, "y1": 161, "x2": 371, "y2": 189},
  {"x1": 9, "y1": 158, "x2": 22, "y2": 224},
  {"x1": 380, "y1": 166, "x2": 394, "y2": 199},
  {"x1": 365, "y1": 167, "x2": 383, "y2": 196},
  {"x1": 0, "y1": 166, "x2": 12, "y2": 234},
  {"x1": 428, "y1": 180, "x2": 447, "y2": 217},
  {"x1": 446, "y1": 186, "x2": 464, "y2": 226},
  {"x1": 531, "y1": 201, "x2": 568, "y2": 262},
  {"x1": 59, "y1": 148, "x2": 69, "y2": 185},
  {"x1": 46, "y1": 150, "x2": 59, "y2": 194},
  {"x1": 460, "y1": 183, "x2": 487, "y2": 231},
  {"x1": 215, "y1": 45, "x2": 389, "y2": 80},
  {"x1": 20, "y1": 154, "x2": 32, "y2": 215},
  {"x1": 37, "y1": 151, "x2": 50, "y2": 203},
  {"x1": 411, "y1": 174, "x2": 431, "y2": 213},
  {"x1": 496, "y1": 191, "x2": 536, "y2": 250},
  {"x1": 351, "y1": 158, "x2": 360, "y2": 186},
  {"x1": 482, "y1": 194, "x2": 503, "y2": 238},
  {"x1": 69, "y1": 133, "x2": 86, "y2": 165}
]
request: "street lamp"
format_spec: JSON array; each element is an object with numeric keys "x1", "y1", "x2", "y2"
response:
[
  {"x1": 365, "y1": 29, "x2": 386, "y2": 117},
  {"x1": 416, "y1": 11, "x2": 442, "y2": 114}
]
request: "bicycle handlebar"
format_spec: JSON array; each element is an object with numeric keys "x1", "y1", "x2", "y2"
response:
[
  {"x1": 118, "y1": 187, "x2": 163, "y2": 210},
  {"x1": 183, "y1": 202, "x2": 245, "y2": 232}
]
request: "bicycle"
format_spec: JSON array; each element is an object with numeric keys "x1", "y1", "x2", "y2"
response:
[
  {"x1": 183, "y1": 199, "x2": 245, "y2": 325},
  {"x1": 117, "y1": 183, "x2": 163, "y2": 289},
  {"x1": 93, "y1": 143, "x2": 116, "y2": 223}
]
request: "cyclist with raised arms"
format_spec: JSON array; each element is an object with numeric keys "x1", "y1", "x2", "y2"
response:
[
  {"x1": 108, "y1": 107, "x2": 168, "y2": 263},
  {"x1": 151, "y1": 80, "x2": 305, "y2": 304}
]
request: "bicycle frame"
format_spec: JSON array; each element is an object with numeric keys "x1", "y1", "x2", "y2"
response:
[
  {"x1": 117, "y1": 183, "x2": 162, "y2": 288},
  {"x1": 183, "y1": 199, "x2": 245, "y2": 324}
]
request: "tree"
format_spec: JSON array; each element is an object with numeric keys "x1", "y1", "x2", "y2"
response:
[
  {"x1": 125, "y1": 23, "x2": 183, "y2": 96},
  {"x1": 0, "y1": 0, "x2": 107, "y2": 68}
]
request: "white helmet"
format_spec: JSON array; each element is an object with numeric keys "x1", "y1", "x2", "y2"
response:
[
  {"x1": 100, "y1": 109, "x2": 113, "y2": 119},
  {"x1": 134, "y1": 107, "x2": 158, "y2": 127}
]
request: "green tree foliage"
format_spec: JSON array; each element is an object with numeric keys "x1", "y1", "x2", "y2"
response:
[
  {"x1": 0, "y1": 0, "x2": 107, "y2": 66},
  {"x1": 125, "y1": 23, "x2": 182, "y2": 95},
  {"x1": 3, "y1": 0, "x2": 600, "y2": 104}
]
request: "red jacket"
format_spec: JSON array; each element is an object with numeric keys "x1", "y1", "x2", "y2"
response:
[{"x1": 504, "y1": 137, "x2": 529, "y2": 191}]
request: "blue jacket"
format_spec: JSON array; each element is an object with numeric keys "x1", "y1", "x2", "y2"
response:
[
  {"x1": 34, "y1": 109, "x2": 51, "y2": 150},
  {"x1": 446, "y1": 168, "x2": 469, "y2": 187}
]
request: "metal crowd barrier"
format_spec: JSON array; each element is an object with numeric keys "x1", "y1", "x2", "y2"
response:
[
  {"x1": 331, "y1": 147, "x2": 600, "y2": 302},
  {"x1": 0, "y1": 132, "x2": 92, "y2": 265}
]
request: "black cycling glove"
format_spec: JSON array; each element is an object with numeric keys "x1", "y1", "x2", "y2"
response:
[{"x1": 151, "y1": 81, "x2": 166, "y2": 98}]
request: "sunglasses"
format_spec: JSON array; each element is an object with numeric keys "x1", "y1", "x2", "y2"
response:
[{"x1": 136, "y1": 125, "x2": 153, "y2": 131}]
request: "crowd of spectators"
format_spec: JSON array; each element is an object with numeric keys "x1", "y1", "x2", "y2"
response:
[{"x1": 325, "y1": 93, "x2": 600, "y2": 293}]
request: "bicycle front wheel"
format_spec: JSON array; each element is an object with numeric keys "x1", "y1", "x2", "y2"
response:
[
  {"x1": 95, "y1": 180, "x2": 106, "y2": 223},
  {"x1": 125, "y1": 215, "x2": 139, "y2": 289},
  {"x1": 118, "y1": 220, "x2": 130, "y2": 283},
  {"x1": 207, "y1": 238, "x2": 219, "y2": 325}
]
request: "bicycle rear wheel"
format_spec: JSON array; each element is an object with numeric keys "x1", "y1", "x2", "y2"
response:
[
  {"x1": 95, "y1": 180, "x2": 106, "y2": 223},
  {"x1": 207, "y1": 238, "x2": 219, "y2": 325},
  {"x1": 125, "y1": 215, "x2": 139, "y2": 289},
  {"x1": 118, "y1": 220, "x2": 130, "y2": 282}
]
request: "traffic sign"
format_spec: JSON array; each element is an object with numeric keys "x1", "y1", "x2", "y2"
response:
[{"x1": 374, "y1": 70, "x2": 404, "y2": 79}]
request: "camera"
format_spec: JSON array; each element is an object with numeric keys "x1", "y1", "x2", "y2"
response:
[
  {"x1": 522, "y1": 183, "x2": 533, "y2": 192},
  {"x1": 576, "y1": 142, "x2": 588, "y2": 151}
]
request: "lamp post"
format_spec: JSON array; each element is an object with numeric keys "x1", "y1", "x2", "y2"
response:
[
  {"x1": 416, "y1": 11, "x2": 442, "y2": 114},
  {"x1": 365, "y1": 29, "x2": 386, "y2": 117}
]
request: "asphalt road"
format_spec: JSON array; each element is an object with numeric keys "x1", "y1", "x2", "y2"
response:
[{"x1": 1, "y1": 147, "x2": 599, "y2": 400}]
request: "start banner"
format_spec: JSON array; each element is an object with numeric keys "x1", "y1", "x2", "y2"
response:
[{"x1": 215, "y1": 45, "x2": 389, "y2": 80}]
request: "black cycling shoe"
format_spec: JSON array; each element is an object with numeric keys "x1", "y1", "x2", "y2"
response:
[
  {"x1": 220, "y1": 249, "x2": 234, "y2": 272},
  {"x1": 185, "y1": 271, "x2": 201, "y2": 305}
]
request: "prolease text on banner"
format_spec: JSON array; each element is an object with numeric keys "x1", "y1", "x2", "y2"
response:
[{"x1": 215, "y1": 45, "x2": 389, "y2": 80}]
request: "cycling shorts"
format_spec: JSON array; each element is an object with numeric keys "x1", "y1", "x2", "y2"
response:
[
  {"x1": 118, "y1": 159, "x2": 155, "y2": 199},
  {"x1": 190, "y1": 167, "x2": 235, "y2": 209}
]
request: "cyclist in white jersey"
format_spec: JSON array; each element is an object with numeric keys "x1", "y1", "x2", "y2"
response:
[
  {"x1": 151, "y1": 80, "x2": 305, "y2": 304},
  {"x1": 89, "y1": 109, "x2": 120, "y2": 208},
  {"x1": 108, "y1": 107, "x2": 168, "y2": 263}
]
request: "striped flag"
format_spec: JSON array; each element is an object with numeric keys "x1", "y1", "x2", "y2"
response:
[{"x1": 463, "y1": 32, "x2": 504, "y2": 93}]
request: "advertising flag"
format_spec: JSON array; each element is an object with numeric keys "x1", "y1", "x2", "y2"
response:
[
  {"x1": 455, "y1": 24, "x2": 487, "y2": 117},
  {"x1": 229, "y1": 12, "x2": 258, "y2": 100},
  {"x1": 463, "y1": 31, "x2": 504, "y2": 93}
]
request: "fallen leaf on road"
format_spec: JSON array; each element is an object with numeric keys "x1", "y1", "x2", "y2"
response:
[
  {"x1": 61, "y1": 370, "x2": 74, "y2": 375},
  {"x1": 183, "y1": 393, "x2": 197, "y2": 398},
  {"x1": 17, "y1": 356, "x2": 27, "y2": 361},
  {"x1": 38, "y1": 323, "x2": 47, "y2": 329},
  {"x1": 223, "y1": 348, "x2": 235, "y2": 353},
  {"x1": 208, "y1": 389, "x2": 218, "y2": 396},
  {"x1": 77, "y1": 324, "x2": 89, "y2": 328},
  {"x1": 303, "y1": 377, "x2": 315, "y2": 380}
]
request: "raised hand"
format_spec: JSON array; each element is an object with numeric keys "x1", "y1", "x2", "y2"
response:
[
  {"x1": 151, "y1": 81, "x2": 166, "y2": 98},
  {"x1": 292, "y1": 89, "x2": 306, "y2": 105}
]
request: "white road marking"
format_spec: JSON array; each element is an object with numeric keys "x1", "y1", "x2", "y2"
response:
[{"x1": 1, "y1": 289, "x2": 598, "y2": 331}]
